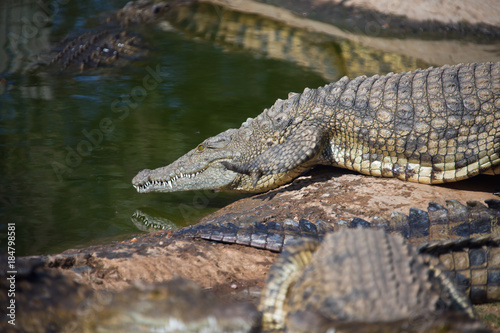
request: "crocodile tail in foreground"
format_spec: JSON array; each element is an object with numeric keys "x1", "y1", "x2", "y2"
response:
[
  {"x1": 133, "y1": 62, "x2": 500, "y2": 193},
  {"x1": 174, "y1": 199, "x2": 500, "y2": 249},
  {"x1": 174, "y1": 218, "x2": 334, "y2": 252},
  {"x1": 259, "y1": 228, "x2": 484, "y2": 333}
]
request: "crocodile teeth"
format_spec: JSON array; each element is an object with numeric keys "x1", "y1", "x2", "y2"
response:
[{"x1": 137, "y1": 168, "x2": 207, "y2": 191}]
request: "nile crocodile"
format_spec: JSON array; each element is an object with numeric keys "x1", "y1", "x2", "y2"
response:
[
  {"x1": 45, "y1": 30, "x2": 145, "y2": 71},
  {"x1": 175, "y1": 199, "x2": 500, "y2": 304},
  {"x1": 260, "y1": 228, "x2": 489, "y2": 333},
  {"x1": 132, "y1": 62, "x2": 500, "y2": 194},
  {"x1": 30, "y1": 0, "x2": 172, "y2": 72}
]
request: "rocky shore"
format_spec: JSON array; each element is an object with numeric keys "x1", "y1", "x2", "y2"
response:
[{"x1": 8, "y1": 169, "x2": 499, "y2": 331}]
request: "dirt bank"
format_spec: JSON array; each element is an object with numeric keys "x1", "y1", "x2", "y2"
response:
[
  {"x1": 22, "y1": 168, "x2": 499, "y2": 298},
  {"x1": 14, "y1": 169, "x2": 500, "y2": 330},
  {"x1": 317, "y1": 0, "x2": 500, "y2": 26}
]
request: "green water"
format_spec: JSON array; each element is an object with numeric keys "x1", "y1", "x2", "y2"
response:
[
  {"x1": 1, "y1": 1, "x2": 498, "y2": 256},
  {"x1": 0, "y1": 0, "x2": 330, "y2": 255}
]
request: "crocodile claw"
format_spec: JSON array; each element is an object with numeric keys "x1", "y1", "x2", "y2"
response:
[
  {"x1": 221, "y1": 161, "x2": 262, "y2": 187},
  {"x1": 221, "y1": 161, "x2": 249, "y2": 174},
  {"x1": 249, "y1": 171, "x2": 263, "y2": 187}
]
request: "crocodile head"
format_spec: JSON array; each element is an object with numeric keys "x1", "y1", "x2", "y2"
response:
[
  {"x1": 133, "y1": 90, "x2": 327, "y2": 194},
  {"x1": 133, "y1": 129, "x2": 239, "y2": 193},
  {"x1": 132, "y1": 124, "x2": 304, "y2": 193}
]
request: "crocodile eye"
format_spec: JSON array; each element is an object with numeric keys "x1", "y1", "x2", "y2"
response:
[{"x1": 197, "y1": 144, "x2": 205, "y2": 152}]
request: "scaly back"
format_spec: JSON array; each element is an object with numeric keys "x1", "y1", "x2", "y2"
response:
[{"x1": 318, "y1": 62, "x2": 500, "y2": 183}]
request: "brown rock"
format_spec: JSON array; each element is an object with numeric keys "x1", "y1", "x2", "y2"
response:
[{"x1": 199, "y1": 167, "x2": 499, "y2": 226}]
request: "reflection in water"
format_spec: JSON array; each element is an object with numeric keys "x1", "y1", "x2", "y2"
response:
[
  {"x1": 171, "y1": 3, "x2": 344, "y2": 81},
  {"x1": 0, "y1": 0, "x2": 54, "y2": 99},
  {"x1": 166, "y1": 2, "x2": 427, "y2": 81},
  {"x1": 131, "y1": 208, "x2": 179, "y2": 231},
  {"x1": 196, "y1": 0, "x2": 500, "y2": 67}
]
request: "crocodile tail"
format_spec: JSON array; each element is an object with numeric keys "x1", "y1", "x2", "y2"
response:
[
  {"x1": 419, "y1": 235, "x2": 500, "y2": 304},
  {"x1": 174, "y1": 199, "x2": 500, "y2": 250},
  {"x1": 174, "y1": 219, "x2": 334, "y2": 252}
]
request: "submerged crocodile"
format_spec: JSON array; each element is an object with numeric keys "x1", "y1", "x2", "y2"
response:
[
  {"x1": 45, "y1": 30, "x2": 145, "y2": 71},
  {"x1": 31, "y1": 0, "x2": 173, "y2": 72},
  {"x1": 132, "y1": 62, "x2": 500, "y2": 193}
]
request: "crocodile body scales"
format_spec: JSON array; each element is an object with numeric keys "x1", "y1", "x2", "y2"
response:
[
  {"x1": 260, "y1": 228, "x2": 484, "y2": 332},
  {"x1": 133, "y1": 62, "x2": 500, "y2": 193},
  {"x1": 318, "y1": 62, "x2": 500, "y2": 184}
]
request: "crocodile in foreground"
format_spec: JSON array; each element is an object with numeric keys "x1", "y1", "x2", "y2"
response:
[
  {"x1": 260, "y1": 228, "x2": 490, "y2": 333},
  {"x1": 176, "y1": 199, "x2": 500, "y2": 304},
  {"x1": 133, "y1": 62, "x2": 500, "y2": 193}
]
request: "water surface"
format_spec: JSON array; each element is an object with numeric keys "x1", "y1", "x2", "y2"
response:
[{"x1": 0, "y1": 0, "x2": 329, "y2": 255}]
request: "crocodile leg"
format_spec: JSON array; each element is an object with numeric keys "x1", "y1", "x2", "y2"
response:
[{"x1": 222, "y1": 125, "x2": 327, "y2": 186}]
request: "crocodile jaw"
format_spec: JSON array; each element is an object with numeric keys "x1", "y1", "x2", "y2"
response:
[
  {"x1": 132, "y1": 161, "x2": 298, "y2": 193},
  {"x1": 132, "y1": 161, "x2": 239, "y2": 193}
]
